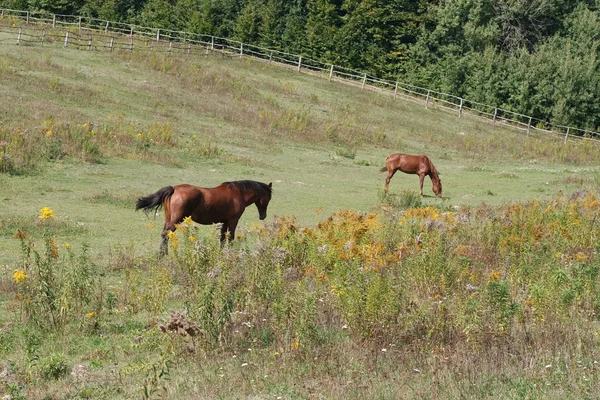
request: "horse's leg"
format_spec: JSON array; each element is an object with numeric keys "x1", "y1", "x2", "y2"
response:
[
  {"x1": 219, "y1": 222, "x2": 229, "y2": 245},
  {"x1": 160, "y1": 221, "x2": 176, "y2": 257},
  {"x1": 160, "y1": 228, "x2": 169, "y2": 257},
  {"x1": 418, "y1": 174, "x2": 425, "y2": 197},
  {"x1": 219, "y1": 220, "x2": 239, "y2": 245},
  {"x1": 160, "y1": 202, "x2": 179, "y2": 256},
  {"x1": 384, "y1": 169, "x2": 397, "y2": 191}
]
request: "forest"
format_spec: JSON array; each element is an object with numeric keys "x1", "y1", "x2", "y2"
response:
[{"x1": 3, "y1": 0, "x2": 599, "y2": 132}]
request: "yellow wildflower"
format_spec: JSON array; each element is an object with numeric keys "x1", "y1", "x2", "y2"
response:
[
  {"x1": 136, "y1": 133, "x2": 142, "y2": 138},
  {"x1": 13, "y1": 269, "x2": 27, "y2": 284},
  {"x1": 291, "y1": 337, "x2": 300, "y2": 351},
  {"x1": 38, "y1": 207, "x2": 56, "y2": 219},
  {"x1": 183, "y1": 216, "x2": 193, "y2": 226},
  {"x1": 86, "y1": 312, "x2": 96, "y2": 318},
  {"x1": 575, "y1": 252, "x2": 587, "y2": 263},
  {"x1": 65, "y1": 243, "x2": 70, "y2": 249},
  {"x1": 46, "y1": 130, "x2": 52, "y2": 137},
  {"x1": 488, "y1": 271, "x2": 502, "y2": 281},
  {"x1": 188, "y1": 236, "x2": 196, "y2": 243}
]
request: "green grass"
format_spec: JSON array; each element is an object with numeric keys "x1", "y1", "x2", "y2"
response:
[
  {"x1": 1, "y1": 23, "x2": 600, "y2": 399},
  {"x1": 0, "y1": 40, "x2": 597, "y2": 265}
]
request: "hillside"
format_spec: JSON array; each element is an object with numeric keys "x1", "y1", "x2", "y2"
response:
[{"x1": 1, "y1": 32, "x2": 599, "y2": 265}]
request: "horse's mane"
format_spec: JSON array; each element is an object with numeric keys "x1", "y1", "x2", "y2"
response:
[
  {"x1": 224, "y1": 180, "x2": 272, "y2": 196},
  {"x1": 426, "y1": 156, "x2": 440, "y2": 181}
]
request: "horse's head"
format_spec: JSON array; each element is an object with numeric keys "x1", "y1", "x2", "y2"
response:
[
  {"x1": 256, "y1": 182, "x2": 273, "y2": 220},
  {"x1": 433, "y1": 178, "x2": 442, "y2": 198}
]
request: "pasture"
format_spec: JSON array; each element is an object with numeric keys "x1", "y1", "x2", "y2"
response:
[{"x1": 1, "y1": 31, "x2": 600, "y2": 399}]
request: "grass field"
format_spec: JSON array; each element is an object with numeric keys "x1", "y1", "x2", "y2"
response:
[{"x1": 1, "y1": 24, "x2": 600, "y2": 399}]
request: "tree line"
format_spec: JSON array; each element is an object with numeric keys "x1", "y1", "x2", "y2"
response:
[{"x1": 4, "y1": 0, "x2": 600, "y2": 132}]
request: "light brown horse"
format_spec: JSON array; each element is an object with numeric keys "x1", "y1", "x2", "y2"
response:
[
  {"x1": 136, "y1": 180, "x2": 272, "y2": 255},
  {"x1": 380, "y1": 154, "x2": 442, "y2": 197}
]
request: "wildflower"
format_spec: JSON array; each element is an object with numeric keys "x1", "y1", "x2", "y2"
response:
[
  {"x1": 576, "y1": 252, "x2": 588, "y2": 262},
  {"x1": 46, "y1": 130, "x2": 52, "y2": 137},
  {"x1": 47, "y1": 238, "x2": 59, "y2": 259},
  {"x1": 86, "y1": 312, "x2": 96, "y2": 318},
  {"x1": 188, "y1": 236, "x2": 196, "y2": 243},
  {"x1": 291, "y1": 337, "x2": 300, "y2": 351},
  {"x1": 38, "y1": 207, "x2": 56, "y2": 220},
  {"x1": 167, "y1": 231, "x2": 179, "y2": 249},
  {"x1": 65, "y1": 243, "x2": 70, "y2": 249},
  {"x1": 183, "y1": 216, "x2": 193, "y2": 226},
  {"x1": 488, "y1": 271, "x2": 502, "y2": 281},
  {"x1": 136, "y1": 133, "x2": 142, "y2": 138},
  {"x1": 13, "y1": 269, "x2": 27, "y2": 284},
  {"x1": 191, "y1": 135, "x2": 197, "y2": 140}
]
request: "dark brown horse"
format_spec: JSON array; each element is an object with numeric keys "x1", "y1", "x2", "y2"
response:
[
  {"x1": 380, "y1": 153, "x2": 442, "y2": 197},
  {"x1": 136, "y1": 180, "x2": 272, "y2": 255}
]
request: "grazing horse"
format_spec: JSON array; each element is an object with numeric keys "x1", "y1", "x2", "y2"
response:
[
  {"x1": 136, "y1": 180, "x2": 272, "y2": 255},
  {"x1": 379, "y1": 153, "x2": 442, "y2": 197}
]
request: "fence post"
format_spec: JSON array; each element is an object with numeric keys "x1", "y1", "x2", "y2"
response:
[
  {"x1": 240, "y1": 43, "x2": 243, "y2": 58},
  {"x1": 156, "y1": 29, "x2": 160, "y2": 42},
  {"x1": 183, "y1": 32, "x2": 186, "y2": 44},
  {"x1": 205, "y1": 43, "x2": 209, "y2": 56},
  {"x1": 168, "y1": 41, "x2": 172, "y2": 53},
  {"x1": 52, "y1": 14, "x2": 56, "y2": 28},
  {"x1": 425, "y1": 89, "x2": 430, "y2": 109},
  {"x1": 361, "y1": 73, "x2": 367, "y2": 89},
  {"x1": 211, "y1": 36, "x2": 214, "y2": 50},
  {"x1": 109, "y1": 37, "x2": 114, "y2": 52},
  {"x1": 41, "y1": 30, "x2": 46, "y2": 45},
  {"x1": 105, "y1": 21, "x2": 109, "y2": 32},
  {"x1": 26, "y1": 11, "x2": 29, "y2": 24},
  {"x1": 297, "y1": 56, "x2": 302, "y2": 72},
  {"x1": 527, "y1": 116, "x2": 532, "y2": 136},
  {"x1": 64, "y1": 31, "x2": 69, "y2": 47},
  {"x1": 564, "y1": 127, "x2": 570, "y2": 145},
  {"x1": 269, "y1": 50, "x2": 273, "y2": 64},
  {"x1": 78, "y1": 16, "x2": 82, "y2": 31},
  {"x1": 394, "y1": 82, "x2": 398, "y2": 99},
  {"x1": 17, "y1": 27, "x2": 22, "y2": 44},
  {"x1": 187, "y1": 44, "x2": 191, "y2": 55},
  {"x1": 458, "y1": 98, "x2": 463, "y2": 118},
  {"x1": 329, "y1": 64, "x2": 334, "y2": 81},
  {"x1": 493, "y1": 108, "x2": 497, "y2": 126},
  {"x1": 87, "y1": 34, "x2": 92, "y2": 50},
  {"x1": 130, "y1": 26, "x2": 133, "y2": 36}
]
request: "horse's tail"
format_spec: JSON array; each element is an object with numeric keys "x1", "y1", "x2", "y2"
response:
[
  {"x1": 135, "y1": 186, "x2": 175, "y2": 216},
  {"x1": 379, "y1": 166, "x2": 388, "y2": 173}
]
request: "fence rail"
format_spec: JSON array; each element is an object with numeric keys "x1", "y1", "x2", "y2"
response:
[{"x1": 1, "y1": 7, "x2": 599, "y2": 145}]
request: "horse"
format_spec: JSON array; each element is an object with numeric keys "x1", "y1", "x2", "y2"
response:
[
  {"x1": 379, "y1": 153, "x2": 442, "y2": 197},
  {"x1": 136, "y1": 180, "x2": 272, "y2": 255}
]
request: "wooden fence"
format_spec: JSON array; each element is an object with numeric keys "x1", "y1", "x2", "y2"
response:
[{"x1": 1, "y1": 7, "x2": 599, "y2": 145}]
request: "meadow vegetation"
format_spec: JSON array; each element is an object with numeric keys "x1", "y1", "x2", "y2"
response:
[{"x1": 1, "y1": 32, "x2": 600, "y2": 399}]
